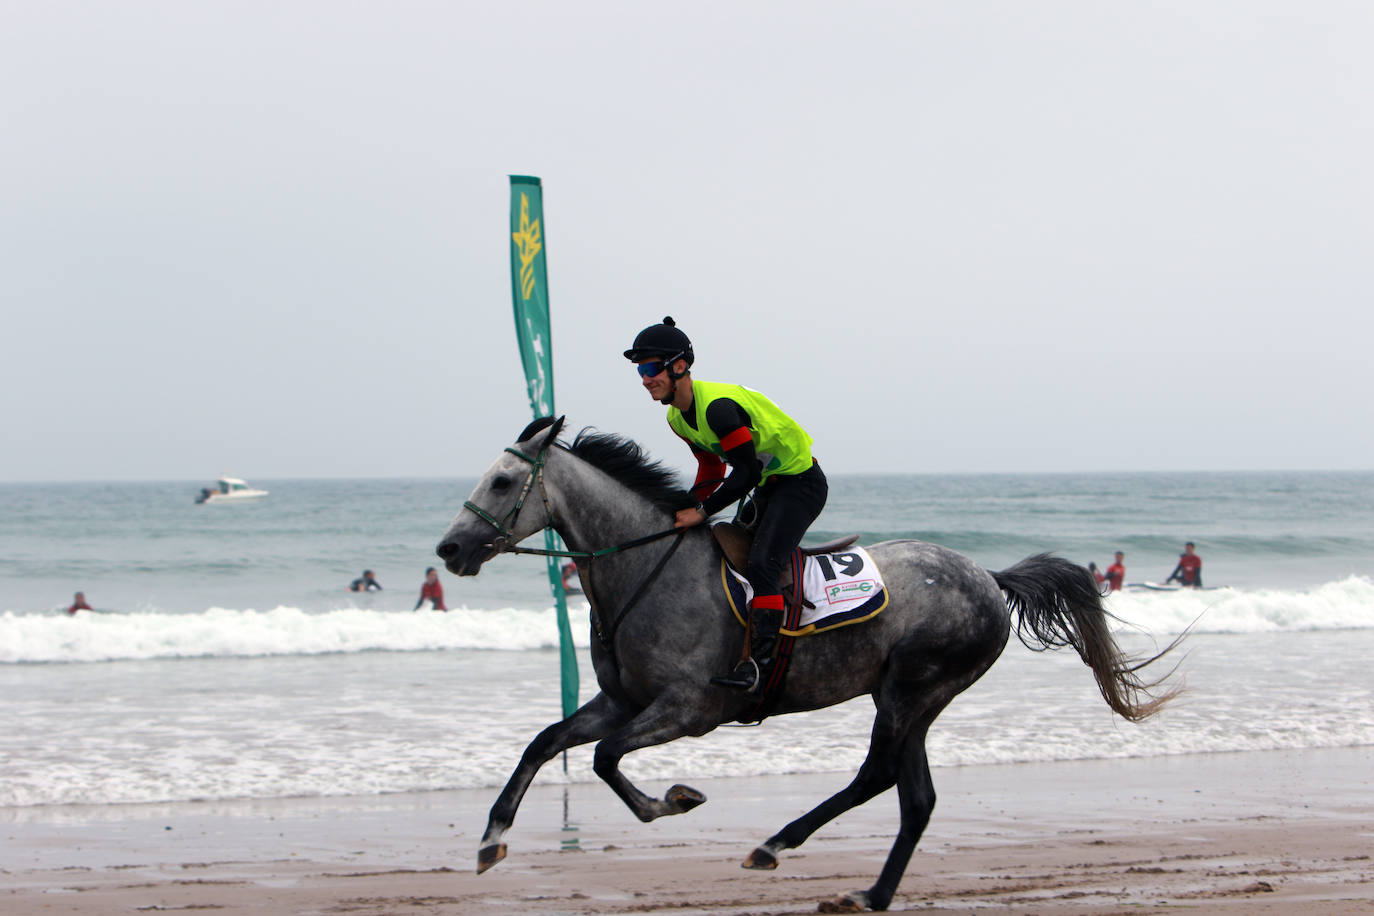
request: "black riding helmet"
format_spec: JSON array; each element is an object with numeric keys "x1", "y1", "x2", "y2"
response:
[{"x1": 623, "y1": 316, "x2": 694, "y2": 367}]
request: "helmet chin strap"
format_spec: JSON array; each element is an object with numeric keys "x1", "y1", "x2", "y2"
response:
[{"x1": 660, "y1": 352, "x2": 688, "y2": 405}]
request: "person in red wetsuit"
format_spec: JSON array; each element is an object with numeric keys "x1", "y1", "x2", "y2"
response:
[
  {"x1": 1166, "y1": 542, "x2": 1203, "y2": 588},
  {"x1": 67, "y1": 591, "x2": 92, "y2": 615},
  {"x1": 1104, "y1": 552, "x2": 1126, "y2": 592},
  {"x1": 561, "y1": 562, "x2": 583, "y2": 594},
  {"x1": 415, "y1": 567, "x2": 446, "y2": 611}
]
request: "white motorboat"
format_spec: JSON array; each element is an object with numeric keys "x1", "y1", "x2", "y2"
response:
[{"x1": 195, "y1": 477, "x2": 269, "y2": 504}]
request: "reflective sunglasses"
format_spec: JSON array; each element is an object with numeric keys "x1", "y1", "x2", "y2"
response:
[{"x1": 636, "y1": 361, "x2": 667, "y2": 378}]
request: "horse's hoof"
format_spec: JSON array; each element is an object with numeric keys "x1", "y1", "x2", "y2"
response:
[
  {"x1": 743, "y1": 846, "x2": 778, "y2": 870},
  {"x1": 818, "y1": 890, "x2": 871, "y2": 913},
  {"x1": 476, "y1": 843, "x2": 507, "y2": 874},
  {"x1": 665, "y1": 784, "x2": 706, "y2": 813}
]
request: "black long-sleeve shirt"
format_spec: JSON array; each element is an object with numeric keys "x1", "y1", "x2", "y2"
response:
[{"x1": 676, "y1": 396, "x2": 763, "y2": 516}]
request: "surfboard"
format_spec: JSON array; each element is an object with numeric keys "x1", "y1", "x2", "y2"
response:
[
  {"x1": 1126, "y1": 582, "x2": 1181, "y2": 591},
  {"x1": 1126, "y1": 581, "x2": 1221, "y2": 592}
]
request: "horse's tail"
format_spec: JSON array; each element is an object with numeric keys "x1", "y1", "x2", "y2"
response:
[{"x1": 992, "y1": 553, "x2": 1181, "y2": 722}]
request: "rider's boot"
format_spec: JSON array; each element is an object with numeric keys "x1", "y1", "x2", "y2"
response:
[{"x1": 711, "y1": 595, "x2": 784, "y2": 693}]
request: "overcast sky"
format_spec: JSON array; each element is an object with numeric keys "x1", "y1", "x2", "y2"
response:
[{"x1": 3, "y1": 1, "x2": 1370, "y2": 482}]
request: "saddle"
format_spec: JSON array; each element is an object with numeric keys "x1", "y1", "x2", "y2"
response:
[
  {"x1": 710, "y1": 522, "x2": 859, "y2": 593},
  {"x1": 714, "y1": 527, "x2": 862, "y2": 725}
]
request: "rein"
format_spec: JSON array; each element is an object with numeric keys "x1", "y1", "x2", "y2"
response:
[
  {"x1": 500, "y1": 525, "x2": 682, "y2": 561},
  {"x1": 462, "y1": 441, "x2": 688, "y2": 650}
]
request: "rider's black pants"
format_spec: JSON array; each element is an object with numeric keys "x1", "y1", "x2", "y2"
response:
[{"x1": 745, "y1": 461, "x2": 828, "y2": 597}]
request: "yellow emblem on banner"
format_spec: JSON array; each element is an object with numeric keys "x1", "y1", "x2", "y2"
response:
[{"x1": 511, "y1": 193, "x2": 543, "y2": 301}]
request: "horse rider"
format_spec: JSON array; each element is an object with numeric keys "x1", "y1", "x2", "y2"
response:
[{"x1": 625, "y1": 316, "x2": 828, "y2": 693}]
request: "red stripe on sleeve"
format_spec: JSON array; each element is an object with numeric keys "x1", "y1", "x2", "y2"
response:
[
  {"x1": 719, "y1": 427, "x2": 753, "y2": 451},
  {"x1": 692, "y1": 452, "x2": 726, "y2": 503}
]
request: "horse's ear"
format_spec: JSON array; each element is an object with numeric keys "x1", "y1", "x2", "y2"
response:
[
  {"x1": 540, "y1": 415, "x2": 567, "y2": 450},
  {"x1": 515, "y1": 415, "x2": 566, "y2": 451},
  {"x1": 516, "y1": 416, "x2": 558, "y2": 444}
]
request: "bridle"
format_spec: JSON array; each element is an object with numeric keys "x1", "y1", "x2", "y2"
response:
[
  {"x1": 461, "y1": 444, "x2": 554, "y2": 554},
  {"x1": 461, "y1": 438, "x2": 687, "y2": 649}
]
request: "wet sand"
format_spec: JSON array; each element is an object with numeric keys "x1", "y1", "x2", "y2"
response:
[{"x1": 3, "y1": 746, "x2": 1371, "y2": 914}]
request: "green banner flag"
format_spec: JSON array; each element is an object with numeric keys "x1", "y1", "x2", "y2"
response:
[{"x1": 508, "y1": 175, "x2": 579, "y2": 719}]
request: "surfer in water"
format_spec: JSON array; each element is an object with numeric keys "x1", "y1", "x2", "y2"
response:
[
  {"x1": 561, "y1": 562, "x2": 582, "y2": 594},
  {"x1": 1104, "y1": 552, "x2": 1126, "y2": 592},
  {"x1": 67, "y1": 591, "x2": 92, "y2": 615},
  {"x1": 349, "y1": 570, "x2": 382, "y2": 592},
  {"x1": 1166, "y1": 542, "x2": 1203, "y2": 588},
  {"x1": 414, "y1": 567, "x2": 446, "y2": 611}
]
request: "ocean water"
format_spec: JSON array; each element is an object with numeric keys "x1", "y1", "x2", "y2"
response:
[{"x1": 2, "y1": 470, "x2": 1372, "y2": 810}]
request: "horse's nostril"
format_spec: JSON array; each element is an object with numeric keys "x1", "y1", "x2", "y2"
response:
[{"x1": 436, "y1": 540, "x2": 457, "y2": 560}]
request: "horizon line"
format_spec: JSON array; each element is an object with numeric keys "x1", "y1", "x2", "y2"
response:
[{"x1": 3, "y1": 467, "x2": 1373, "y2": 486}]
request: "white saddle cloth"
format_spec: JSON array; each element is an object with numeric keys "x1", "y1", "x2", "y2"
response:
[{"x1": 724, "y1": 546, "x2": 889, "y2": 635}]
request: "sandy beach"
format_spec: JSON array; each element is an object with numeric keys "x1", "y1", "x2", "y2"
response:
[{"x1": 3, "y1": 746, "x2": 1371, "y2": 914}]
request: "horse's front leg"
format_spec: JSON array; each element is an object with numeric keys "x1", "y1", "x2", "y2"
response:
[
  {"x1": 592, "y1": 691, "x2": 719, "y2": 822},
  {"x1": 479, "y1": 691, "x2": 633, "y2": 873}
]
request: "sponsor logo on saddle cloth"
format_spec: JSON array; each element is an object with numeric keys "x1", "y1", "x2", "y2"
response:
[{"x1": 722, "y1": 547, "x2": 889, "y2": 635}]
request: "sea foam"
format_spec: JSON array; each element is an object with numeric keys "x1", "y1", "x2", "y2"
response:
[
  {"x1": 0, "y1": 602, "x2": 595, "y2": 664},
  {"x1": 2, "y1": 577, "x2": 1371, "y2": 664},
  {"x1": 1107, "y1": 575, "x2": 1374, "y2": 634}
]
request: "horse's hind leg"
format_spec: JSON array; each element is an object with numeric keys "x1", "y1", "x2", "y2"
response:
[
  {"x1": 479, "y1": 691, "x2": 632, "y2": 873},
  {"x1": 827, "y1": 730, "x2": 936, "y2": 913},
  {"x1": 744, "y1": 711, "x2": 905, "y2": 870},
  {"x1": 592, "y1": 692, "x2": 718, "y2": 822}
]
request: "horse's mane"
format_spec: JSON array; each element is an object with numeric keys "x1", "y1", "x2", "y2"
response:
[{"x1": 568, "y1": 429, "x2": 692, "y2": 512}]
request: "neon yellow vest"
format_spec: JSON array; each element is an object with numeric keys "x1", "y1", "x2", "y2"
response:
[{"x1": 667, "y1": 379, "x2": 814, "y2": 482}]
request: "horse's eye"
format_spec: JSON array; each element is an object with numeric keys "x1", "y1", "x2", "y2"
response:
[{"x1": 492, "y1": 475, "x2": 512, "y2": 491}]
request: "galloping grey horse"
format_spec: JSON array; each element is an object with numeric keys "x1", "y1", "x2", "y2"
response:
[{"x1": 436, "y1": 417, "x2": 1177, "y2": 912}]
